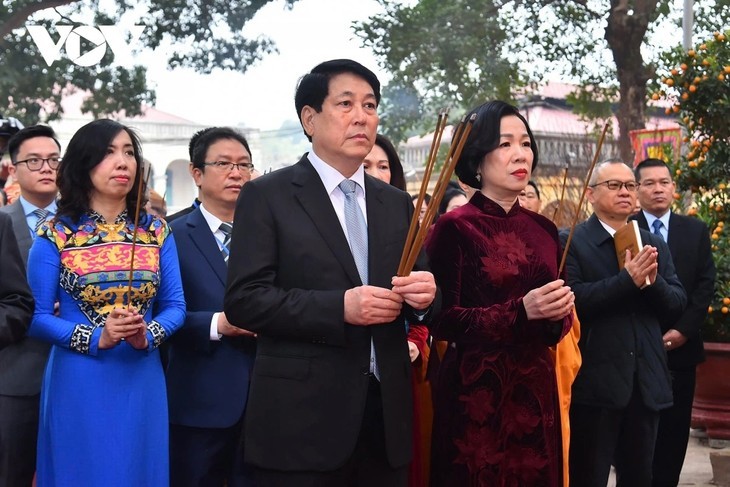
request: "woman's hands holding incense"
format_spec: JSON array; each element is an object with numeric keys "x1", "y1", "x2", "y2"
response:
[{"x1": 523, "y1": 279, "x2": 574, "y2": 322}]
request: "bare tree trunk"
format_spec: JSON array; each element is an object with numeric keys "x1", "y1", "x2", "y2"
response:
[{"x1": 604, "y1": 0, "x2": 658, "y2": 163}]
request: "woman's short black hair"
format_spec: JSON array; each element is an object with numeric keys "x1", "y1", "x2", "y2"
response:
[
  {"x1": 455, "y1": 100, "x2": 538, "y2": 190},
  {"x1": 438, "y1": 187, "x2": 467, "y2": 215},
  {"x1": 374, "y1": 134, "x2": 406, "y2": 191},
  {"x1": 57, "y1": 119, "x2": 146, "y2": 221}
]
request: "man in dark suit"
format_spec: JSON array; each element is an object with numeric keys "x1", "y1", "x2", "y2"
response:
[
  {"x1": 561, "y1": 160, "x2": 686, "y2": 486},
  {"x1": 224, "y1": 59, "x2": 436, "y2": 486},
  {"x1": 0, "y1": 125, "x2": 60, "y2": 486},
  {"x1": 633, "y1": 158, "x2": 715, "y2": 487},
  {"x1": 0, "y1": 212, "x2": 35, "y2": 487},
  {"x1": 166, "y1": 127, "x2": 257, "y2": 486}
]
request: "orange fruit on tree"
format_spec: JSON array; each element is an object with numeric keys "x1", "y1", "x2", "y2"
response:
[
  {"x1": 723, "y1": 297, "x2": 730, "y2": 305},
  {"x1": 651, "y1": 93, "x2": 660, "y2": 100},
  {"x1": 689, "y1": 84, "x2": 697, "y2": 92},
  {"x1": 722, "y1": 306, "x2": 728, "y2": 314}
]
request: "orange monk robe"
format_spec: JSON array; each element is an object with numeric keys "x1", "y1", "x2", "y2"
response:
[{"x1": 551, "y1": 311, "x2": 582, "y2": 487}]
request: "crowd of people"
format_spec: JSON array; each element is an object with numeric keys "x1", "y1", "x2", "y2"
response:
[{"x1": 0, "y1": 58, "x2": 714, "y2": 487}]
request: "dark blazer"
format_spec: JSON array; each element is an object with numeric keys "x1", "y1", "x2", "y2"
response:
[
  {"x1": 634, "y1": 211, "x2": 715, "y2": 369},
  {"x1": 166, "y1": 208, "x2": 255, "y2": 428},
  {"x1": 224, "y1": 156, "x2": 428, "y2": 472},
  {"x1": 0, "y1": 201, "x2": 50, "y2": 396},
  {"x1": 0, "y1": 212, "x2": 34, "y2": 352},
  {"x1": 561, "y1": 214, "x2": 687, "y2": 411}
]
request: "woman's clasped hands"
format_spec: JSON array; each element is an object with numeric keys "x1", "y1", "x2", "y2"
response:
[{"x1": 100, "y1": 308, "x2": 149, "y2": 350}]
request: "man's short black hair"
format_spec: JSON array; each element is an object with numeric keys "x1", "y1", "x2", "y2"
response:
[
  {"x1": 7, "y1": 125, "x2": 61, "y2": 163},
  {"x1": 190, "y1": 127, "x2": 252, "y2": 170},
  {"x1": 294, "y1": 59, "x2": 381, "y2": 142},
  {"x1": 635, "y1": 158, "x2": 670, "y2": 181}
]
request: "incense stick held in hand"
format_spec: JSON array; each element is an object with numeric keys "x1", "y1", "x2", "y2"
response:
[
  {"x1": 126, "y1": 164, "x2": 151, "y2": 310},
  {"x1": 397, "y1": 113, "x2": 477, "y2": 276},
  {"x1": 558, "y1": 122, "x2": 610, "y2": 275}
]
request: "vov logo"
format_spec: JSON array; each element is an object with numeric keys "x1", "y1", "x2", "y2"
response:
[{"x1": 24, "y1": 25, "x2": 145, "y2": 67}]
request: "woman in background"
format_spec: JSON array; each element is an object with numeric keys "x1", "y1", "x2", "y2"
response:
[
  {"x1": 363, "y1": 133, "x2": 433, "y2": 487},
  {"x1": 426, "y1": 101, "x2": 574, "y2": 486},
  {"x1": 28, "y1": 119, "x2": 186, "y2": 486}
]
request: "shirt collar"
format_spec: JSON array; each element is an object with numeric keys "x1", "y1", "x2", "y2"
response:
[
  {"x1": 597, "y1": 217, "x2": 618, "y2": 237},
  {"x1": 198, "y1": 203, "x2": 227, "y2": 235},
  {"x1": 19, "y1": 195, "x2": 57, "y2": 217},
  {"x1": 308, "y1": 150, "x2": 366, "y2": 197},
  {"x1": 642, "y1": 209, "x2": 670, "y2": 231}
]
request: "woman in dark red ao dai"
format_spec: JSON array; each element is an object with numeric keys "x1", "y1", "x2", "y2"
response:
[{"x1": 426, "y1": 101, "x2": 574, "y2": 486}]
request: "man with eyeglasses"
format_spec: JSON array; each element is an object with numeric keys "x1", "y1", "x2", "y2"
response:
[
  {"x1": 166, "y1": 127, "x2": 256, "y2": 487},
  {"x1": 0, "y1": 124, "x2": 60, "y2": 486},
  {"x1": 560, "y1": 159, "x2": 686, "y2": 486},
  {"x1": 633, "y1": 158, "x2": 715, "y2": 487}
]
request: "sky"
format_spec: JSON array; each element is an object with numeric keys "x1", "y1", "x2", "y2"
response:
[{"x1": 139, "y1": 0, "x2": 390, "y2": 131}]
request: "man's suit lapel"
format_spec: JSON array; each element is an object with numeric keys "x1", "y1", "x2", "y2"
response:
[
  {"x1": 185, "y1": 208, "x2": 227, "y2": 286},
  {"x1": 8, "y1": 201, "x2": 32, "y2": 261},
  {"x1": 291, "y1": 157, "x2": 361, "y2": 286}
]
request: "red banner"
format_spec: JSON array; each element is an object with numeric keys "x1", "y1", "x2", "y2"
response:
[{"x1": 629, "y1": 127, "x2": 683, "y2": 167}]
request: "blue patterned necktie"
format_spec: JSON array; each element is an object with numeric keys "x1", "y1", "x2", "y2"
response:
[
  {"x1": 338, "y1": 179, "x2": 379, "y2": 379},
  {"x1": 219, "y1": 222, "x2": 233, "y2": 264},
  {"x1": 33, "y1": 208, "x2": 49, "y2": 236},
  {"x1": 652, "y1": 219, "x2": 665, "y2": 242},
  {"x1": 338, "y1": 180, "x2": 368, "y2": 284}
]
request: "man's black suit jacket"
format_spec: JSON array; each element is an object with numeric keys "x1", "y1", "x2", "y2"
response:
[
  {"x1": 0, "y1": 212, "x2": 34, "y2": 354},
  {"x1": 0, "y1": 202, "x2": 49, "y2": 396},
  {"x1": 167, "y1": 208, "x2": 255, "y2": 429},
  {"x1": 224, "y1": 155, "x2": 428, "y2": 472},
  {"x1": 561, "y1": 214, "x2": 687, "y2": 411},
  {"x1": 634, "y1": 211, "x2": 715, "y2": 369}
]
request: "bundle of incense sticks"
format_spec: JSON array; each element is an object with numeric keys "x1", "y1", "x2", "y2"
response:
[{"x1": 397, "y1": 111, "x2": 476, "y2": 276}]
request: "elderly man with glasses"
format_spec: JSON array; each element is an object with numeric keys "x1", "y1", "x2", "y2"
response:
[
  {"x1": 559, "y1": 159, "x2": 687, "y2": 486},
  {"x1": 0, "y1": 124, "x2": 60, "y2": 486}
]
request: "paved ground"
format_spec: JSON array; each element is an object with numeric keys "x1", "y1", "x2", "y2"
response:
[{"x1": 607, "y1": 430, "x2": 716, "y2": 486}]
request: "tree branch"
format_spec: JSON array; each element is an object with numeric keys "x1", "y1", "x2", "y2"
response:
[{"x1": 0, "y1": 0, "x2": 80, "y2": 40}]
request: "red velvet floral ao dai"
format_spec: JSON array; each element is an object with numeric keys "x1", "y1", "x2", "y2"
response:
[{"x1": 426, "y1": 192, "x2": 572, "y2": 487}]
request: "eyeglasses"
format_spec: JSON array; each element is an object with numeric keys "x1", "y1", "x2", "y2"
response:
[
  {"x1": 202, "y1": 161, "x2": 254, "y2": 173},
  {"x1": 590, "y1": 180, "x2": 639, "y2": 192},
  {"x1": 15, "y1": 157, "x2": 61, "y2": 171},
  {"x1": 640, "y1": 179, "x2": 673, "y2": 189}
]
